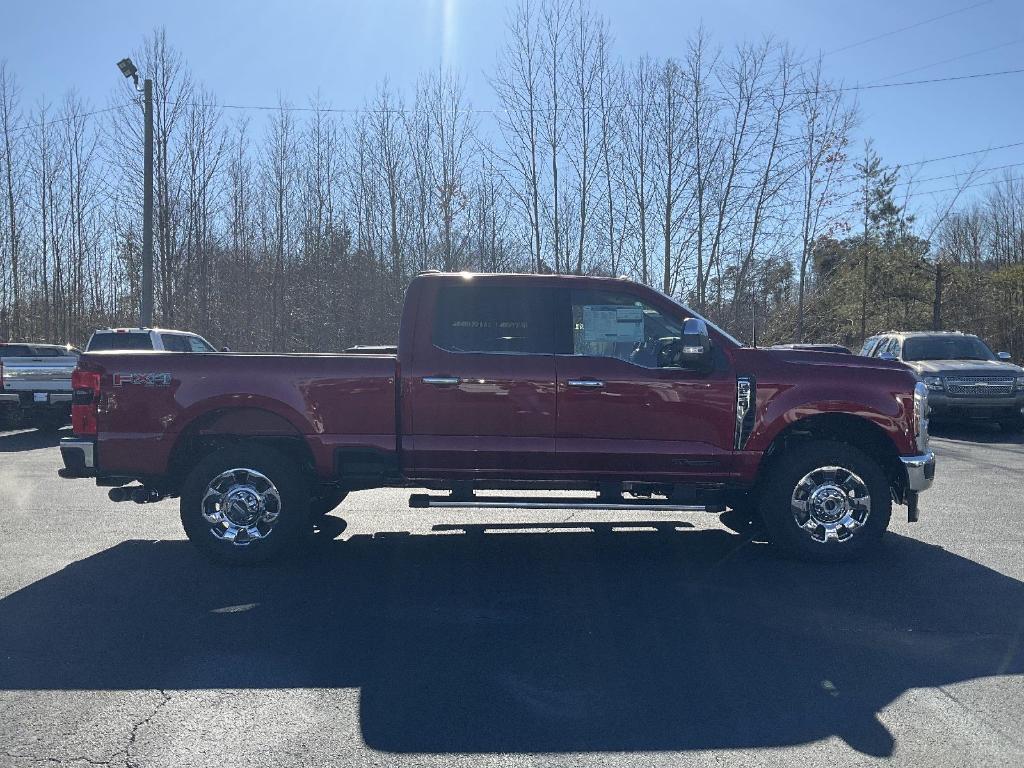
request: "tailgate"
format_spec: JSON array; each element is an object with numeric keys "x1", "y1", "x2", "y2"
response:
[{"x1": 1, "y1": 358, "x2": 76, "y2": 393}]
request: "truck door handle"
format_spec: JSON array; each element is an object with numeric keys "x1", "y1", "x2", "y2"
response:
[
  {"x1": 567, "y1": 379, "x2": 605, "y2": 388},
  {"x1": 423, "y1": 376, "x2": 461, "y2": 386}
]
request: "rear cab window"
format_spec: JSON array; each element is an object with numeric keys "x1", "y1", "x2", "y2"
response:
[
  {"x1": 88, "y1": 333, "x2": 153, "y2": 352},
  {"x1": 0, "y1": 345, "x2": 34, "y2": 357},
  {"x1": 433, "y1": 285, "x2": 556, "y2": 354}
]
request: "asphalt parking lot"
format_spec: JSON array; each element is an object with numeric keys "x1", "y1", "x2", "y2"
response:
[{"x1": 1, "y1": 425, "x2": 1022, "y2": 767}]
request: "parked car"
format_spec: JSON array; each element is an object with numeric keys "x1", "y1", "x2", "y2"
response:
[
  {"x1": 0, "y1": 342, "x2": 79, "y2": 430},
  {"x1": 862, "y1": 331, "x2": 1024, "y2": 430},
  {"x1": 771, "y1": 343, "x2": 852, "y2": 354},
  {"x1": 85, "y1": 327, "x2": 217, "y2": 353},
  {"x1": 59, "y1": 272, "x2": 934, "y2": 565}
]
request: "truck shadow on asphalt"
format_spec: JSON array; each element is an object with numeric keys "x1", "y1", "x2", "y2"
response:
[
  {"x1": 929, "y1": 421, "x2": 1024, "y2": 445},
  {"x1": 0, "y1": 525, "x2": 1021, "y2": 757},
  {"x1": 0, "y1": 427, "x2": 68, "y2": 452}
]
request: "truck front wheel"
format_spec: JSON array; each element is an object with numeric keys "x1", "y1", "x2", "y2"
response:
[
  {"x1": 180, "y1": 445, "x2": 310, "y2": 564},
  {"x1": 759, "y1": 440, "x2": 891, "y2": 561}
]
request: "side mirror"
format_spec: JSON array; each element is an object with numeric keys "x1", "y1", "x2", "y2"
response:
[
  {"x1": 997, "y1": 351, "x2": 1012, "y2": 361},
  {"x1": 220, "y1": 346, "x2": 231, "y2": 353},
  {"x1": 679, "y1": 317, "x2": 712, "y2": 369}
]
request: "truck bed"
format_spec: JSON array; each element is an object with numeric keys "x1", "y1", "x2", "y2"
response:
[{"x1": 76, "y1": 351, "x2": 398, "y2": 479}]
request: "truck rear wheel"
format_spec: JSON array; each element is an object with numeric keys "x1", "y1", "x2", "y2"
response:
[
  {"x1": 180, "y1": 445, "x2": 310, "y2": 565},
  {"x1": 759, "y1": 440, "x2": 891, "y2": 561}
]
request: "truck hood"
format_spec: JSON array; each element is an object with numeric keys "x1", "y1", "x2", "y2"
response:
[
  {"x1": 734, "y1": 347, "x2": 909, "y2": 375},
  {"x1": 903, "y1": 359, "x2": 1024, "y2": 377}
]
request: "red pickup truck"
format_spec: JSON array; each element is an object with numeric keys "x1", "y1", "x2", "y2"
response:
[{"x1": 59, "y1": 272, "x2": 935, "y2": 564}]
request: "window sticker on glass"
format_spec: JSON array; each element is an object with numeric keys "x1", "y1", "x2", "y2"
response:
[{"x1": 582, "y1": 305, "x2": 644, "y2": 343}]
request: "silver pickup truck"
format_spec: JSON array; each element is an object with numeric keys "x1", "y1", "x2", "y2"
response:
[{"x1": 0, "y1": 343, "x2": 79, "y2": 431}]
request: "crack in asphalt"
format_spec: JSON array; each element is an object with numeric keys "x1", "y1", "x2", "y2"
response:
[
  {"x1": 3, "y1": 689, "x2": 174, "y2": 767},
  {"x1": 3, "y1": 750, "x2": 119, "y2": 766},
  {"x1": 123, "y1": 689, "x2": 173, "y2": 768}
]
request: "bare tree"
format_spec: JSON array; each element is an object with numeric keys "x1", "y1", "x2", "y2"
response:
[
  {"x1": 620, "y1": 56, "x2": 656, "y2": 283},
  {"x1": 492, "y1": 0, "x2": 545, "y2": 271},
  {"x1": 370, "y1": 81, "x2": 410, "y2": 296},
  {"x1": 427, "y1": 68, "x2": 474, "y2": 271},
  {"x1": 683, "y1": 26, "x2": 722, "y2": 310},
  {"x1": 794, "y1": 58, "x2": 855, "y2": 340},
  {"x1": 566, "y1": 1, "x2": 600, "y2": 274},
  {"x1": 0, "y1": 62, "x2": 24, "y2": 338},
  {"x1": 652, "y1": 57, "x2": 689, "y2": 295}
]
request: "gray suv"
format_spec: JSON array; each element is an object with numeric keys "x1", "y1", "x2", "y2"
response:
[{"x1": 861, "y1": 331, "x2": 1024, "y2": 431}]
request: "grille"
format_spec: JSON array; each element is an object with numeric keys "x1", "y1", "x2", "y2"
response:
[{"x1": 944, "y1": 376, "x2": 1015, "y2": 397}]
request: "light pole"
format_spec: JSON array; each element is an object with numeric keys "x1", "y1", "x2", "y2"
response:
[{"x1": 117, "y1": 57, "x2": 153, "y2": 327}]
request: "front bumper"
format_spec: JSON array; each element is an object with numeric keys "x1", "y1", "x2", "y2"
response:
[
  {"x1": 926, "y1": 391, "x2": 1024, "y2": 421},
  {"x1": 900, "y1": 451, "x2": 936, "y2": 493},
  {"x1": 59, "y1": 437, "x2": 96, "y2": 478}
]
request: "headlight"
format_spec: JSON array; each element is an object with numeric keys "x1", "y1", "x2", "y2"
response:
[
  {"x1": 922, "y1": 375, "x2": 944, "y2": 391},
  {"x1": 913, "y1": 381, "x2": 929, "y2": 452},
  {"x1": 1015, "y1": 376, "x2": 1024, "y2": 392}
]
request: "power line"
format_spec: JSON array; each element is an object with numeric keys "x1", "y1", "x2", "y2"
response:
[
  {"x1": 897, "y1": 160, "x2": 1024, "y2": 187},
  {"x1": 867, "y1": 37, "x2": 1024, "y2": 85},
  {"x1": 908, "y1": 173, "x2": 1024, "y2": 197},
  {"x1": 168, "y1": 66, "x2": 1024, "y2": 121},
  {"x1": 901, "y1": 139, "x2": 1024, "y2": 167},
  {"x1": 8, "y1": 103, "x2": 134, "y2": 136},
  {"x1": 824, "y1": 0, "x2": 993, "y2": 56},
  {"x1": 837, "y1": 66, "x2": 1024, "y2": 93}
]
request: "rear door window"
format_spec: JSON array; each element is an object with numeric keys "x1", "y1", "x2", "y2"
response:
[{"x1": 433, "y1": 285, "x2": 556, "y2": 354}]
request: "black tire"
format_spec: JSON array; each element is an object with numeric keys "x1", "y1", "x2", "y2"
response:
[
  {"x1": 310, "y1": 488, "x2": 349, "y2": 519},
  {"x1": 758, "y1": 440, "x2": 891, "y2": 562},
  {"x1": 180, "y1": 444, "x2": 310, "y2": 565}
]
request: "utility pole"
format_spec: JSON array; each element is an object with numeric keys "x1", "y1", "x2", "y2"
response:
[
  {"x1": 117, "y1": 57, "x2": 154, "y2": 326},
  {"x1": 141, "y1": 77, "x2": 153, "y2": 326}
]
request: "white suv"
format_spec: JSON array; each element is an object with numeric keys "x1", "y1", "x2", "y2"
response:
[{"x1": 86, "y1": 328, "x2": 218, "y2": 353}]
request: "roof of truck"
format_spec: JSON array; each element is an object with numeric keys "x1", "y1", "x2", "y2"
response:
[{"x1": 92, "y1": 327, "x2": 205, "y2": 335}]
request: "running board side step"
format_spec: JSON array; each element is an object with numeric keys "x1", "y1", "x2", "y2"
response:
[{"x1": 409, "y1": 493, "x2": 708, "y2": 512}]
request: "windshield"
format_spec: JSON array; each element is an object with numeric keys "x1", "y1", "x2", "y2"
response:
[
  {"x1": 654, "y1": 290, "x2": 743, "y2": 347},
  {"x1": 902, "y1": 335, "x2": 996, "y2": 362}
]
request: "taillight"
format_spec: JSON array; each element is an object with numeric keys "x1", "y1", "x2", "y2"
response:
[{"x1": 71, "y1": 368, "x2": 101, "y2": 436}]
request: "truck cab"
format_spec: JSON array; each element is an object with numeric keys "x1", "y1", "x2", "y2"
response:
[{"x1": 86, "y1": 328, "x2": 217, "y2": 353}]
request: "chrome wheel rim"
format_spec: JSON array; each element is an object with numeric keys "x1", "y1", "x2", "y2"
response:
[
  {"x1": 201, "y1": 468, "x2": 282, "y2": 546},
  {"x1": 791, "y1": 465, "x2": 870, "y2": 544}
]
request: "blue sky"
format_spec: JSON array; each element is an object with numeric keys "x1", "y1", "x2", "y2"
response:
[{"x1": 2, "y1": 0, "x2": 1022, "y2": 212}]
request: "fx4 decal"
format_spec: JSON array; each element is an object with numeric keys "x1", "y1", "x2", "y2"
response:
[{"x1": 113, "y1": 372, "x2": 173, "y2": 387}]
